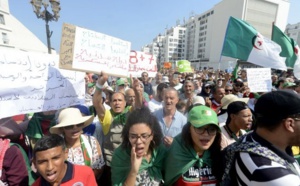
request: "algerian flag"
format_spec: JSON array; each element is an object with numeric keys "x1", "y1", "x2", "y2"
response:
[
  {"x1": 271, "y1": 24, "x2": 296, "y2": 68},
  {"x1": 231, "y1": 61, "x2": 240, "y2": 80},
  {"x1": 221, "y1": 16, "x2": 287, "y2": 71},
  {"x1": 292, "y1": 45, "x2": 300, "y2": 79}
]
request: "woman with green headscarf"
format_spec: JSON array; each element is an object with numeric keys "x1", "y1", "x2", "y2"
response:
[
  {"x1": 164, "y1": 105, "x2": 222, "y2": 186},
  {"x1": 111, "y1": 106, "x2": 166, "y2": 186}
]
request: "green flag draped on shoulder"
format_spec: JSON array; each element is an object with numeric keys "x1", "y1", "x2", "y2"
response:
[
  {"x1": 221, "y1": 16, "x2": 286, "y2": 71},
  {"x1": 164, "y1": 134, "x2": 212, "y2": 185},
  {"x1": 111, "y1": 144, "x2": 166, "y2": 186}
]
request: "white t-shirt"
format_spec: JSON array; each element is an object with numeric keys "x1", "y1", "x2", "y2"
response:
[{"x1": 148, "y1": 99, "x2": 163, "y2": 113}]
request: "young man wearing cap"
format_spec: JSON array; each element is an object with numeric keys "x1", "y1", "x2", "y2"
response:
[
  {"x1": 32, "y1": 134, "x2": 97, "y2": 186},
  {"x1": 92, "y1": 71, "x2": 143, "y2": 185},
  {"x1": 222, "y1": 90, "x2": 300, "y2": 185},
  {"x1": 220, "y1": 101, "x2": 252, "y2": 149},
  {"x1": 232, "y1": 79, "x2": 245, "y2": 97}
]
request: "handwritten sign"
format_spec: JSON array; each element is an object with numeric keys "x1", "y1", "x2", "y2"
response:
[
  {"x1": 0, "y1": 49, "x2": 85, "y2": 118},
  {"x1": 59, "y1": 23, "x2": 76, "y2": 69},
  {"x1": 247, "y1": 68, "x2": 272, "y2": 92},
  {"x1": 59, "y1": 23, "x2": 131, "y2": 77},
  {"x1": 129, "y1": 50, "x2": 157, "y2": 77}
]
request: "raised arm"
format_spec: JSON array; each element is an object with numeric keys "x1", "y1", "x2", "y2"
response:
[
  {"x1": 92, "y1": 71, "x2": 108, "y2": 121},
  {"x1": 132, "y1": 78, "x2": 143, "y2": 109}
]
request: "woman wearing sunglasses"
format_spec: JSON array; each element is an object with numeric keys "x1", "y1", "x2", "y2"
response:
[
  {"x1": 50, "y1": 107, "x2": 105, "y2": 181},
  {"x1": 111, "y1": 107, "x2": 165, "y2": 186},
  {"x1": 164, "y1": 105, "x2": 222, "y2": 186}
]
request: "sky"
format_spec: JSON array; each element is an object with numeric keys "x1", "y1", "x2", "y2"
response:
[{"x1": 9, "y1": 0, "x2": 300, "y2": 52}]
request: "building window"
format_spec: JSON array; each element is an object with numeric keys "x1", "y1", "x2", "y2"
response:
[
  {"x1": 2, "y1": 32, "x2": 9, "y2": 44},
  {"x1": 0, "y1": 14, "x2": 5, "y2": 24}
]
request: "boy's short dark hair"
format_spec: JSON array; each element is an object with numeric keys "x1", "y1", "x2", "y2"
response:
[{"x1": 33, "y1": 134, "x2": 66, "y2": 158}]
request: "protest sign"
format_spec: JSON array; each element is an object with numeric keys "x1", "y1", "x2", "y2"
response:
[
  {"x1": 164, "y1": 62, "x2": 172, "y2": 69},
  {"x1": 59, "y1": 23, "x2": 131, "y2": 77},
  {"x1": 0, "y1": 49, "x2": 85, "y2": 118},
  {"x1": 177, "y1": 60, "x2": 193, "y2": 73},
  {"x1": 247, "y1": 68, "x2": 272, "y2": 92},
  {"x1": 128, "y1": 50, "x2": 157, "y2": 77}
]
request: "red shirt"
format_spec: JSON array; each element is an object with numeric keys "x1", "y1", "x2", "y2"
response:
[{"x1": 32, "y1": 162, "x2": 96, "y2": 186}]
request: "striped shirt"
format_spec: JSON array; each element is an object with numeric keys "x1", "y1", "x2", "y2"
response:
[{"x1": 233, "y1": 132, "x2": 300, "y2": 185}]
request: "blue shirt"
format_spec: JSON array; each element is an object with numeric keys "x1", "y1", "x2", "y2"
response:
[
  {"x1": 153, "y1": 109, "x2": 187, "y2": 138},
  {"x1": 143, "y1": 82, "x2": 153, "y2": 96}
]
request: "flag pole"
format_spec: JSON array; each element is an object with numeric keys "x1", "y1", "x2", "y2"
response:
[
  {"x1": 218, "y1": 16, "x2": 232, "y2": 70},
  {"x1": 271, "y1": 21, "x2": 275, "y2": 40}
]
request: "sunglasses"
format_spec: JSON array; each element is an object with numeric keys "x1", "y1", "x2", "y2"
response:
[
  {"x1": 225, "y1": 89, "x2": 233, "y2": 92},
  {"x1": 235, "y1": 84, "x2": 243, "y2": 87},
  {"x1": 205, "y1": 86, "x2": 211, "y2": 89},
  {"x1": 63, "y1": 123, "x2": 84, "y2": 130}
]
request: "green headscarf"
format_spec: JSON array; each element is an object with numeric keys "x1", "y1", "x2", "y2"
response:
[
  {"x1": 164, "y1": 134, "x2": 212, "y2": 186},
  {"x1": 111, "y1": 144, "x2": 166, "y2": 186}
]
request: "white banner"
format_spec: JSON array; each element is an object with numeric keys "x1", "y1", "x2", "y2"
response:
[{"x1": 0, "y1": 49, "x2": 85, "y2": 118}]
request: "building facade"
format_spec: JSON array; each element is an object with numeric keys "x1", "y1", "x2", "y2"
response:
[
  {"x1": 144, "y1": 0, "x2": 290, "y2": 70},
  {"x1": 0, "y1": 0, "x2": 48, "y2": 53},
  {"x1": 285, "y1": 22, "x2": 300, "y2": 47}
]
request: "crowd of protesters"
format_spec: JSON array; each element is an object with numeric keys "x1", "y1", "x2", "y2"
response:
[{"x1": 1, "y1": 67, "x2": 300, "y2": 185}]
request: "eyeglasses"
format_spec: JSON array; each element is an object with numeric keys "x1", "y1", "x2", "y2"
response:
[
  {"x1": 129, "y1": 133, "x2": 152, "y2": 143},
  {"x1": 193, "y1": 126, "x2": 218, "y2": 136},
  {"x1": 63, "y1": 123, "x2": 84, "y2": 130},
  {"x1": 225, "y1": 89, "x2": 233, "y2": 92}
]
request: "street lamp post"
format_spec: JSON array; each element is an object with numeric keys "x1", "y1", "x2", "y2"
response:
[
  {"x1": 30, "y1": 0, "x2": 61, "y2": 54},
  {"x1": 156, "y1": 42, "x2": 162, "y2": 71}
]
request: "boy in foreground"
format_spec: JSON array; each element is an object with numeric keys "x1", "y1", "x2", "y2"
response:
[{"x1": 32, "y1": 134, "x2": 97, "y2": 186}]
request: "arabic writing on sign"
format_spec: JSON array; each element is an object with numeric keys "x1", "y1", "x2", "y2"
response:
[
  {"x1": 59, "y1": 23, "x2": 76, "y2": 67},
  {"x1": 129, "y1": 50, "x2": 157, "y2": 77},
  {"x1": 0, "y1": 49, "x2": 85, "y2": 118},
  {"x1": 247, "y1": 68, "x2": 272, "y2": 92},
  {"x1": 70, "y1": 25, "x2": 131, "y2": 76}
]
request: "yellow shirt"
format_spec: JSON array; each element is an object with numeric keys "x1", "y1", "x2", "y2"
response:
[
  {"x1": 99, "y1": 106, "x2": 133, "y2": 135},
  {"x1": 292, "y1": 146, "x2": 300, "y2": 156}
]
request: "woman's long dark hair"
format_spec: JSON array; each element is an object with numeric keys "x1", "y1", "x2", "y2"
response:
[
  {"x1": 121, "y1": 106, "x2": 163, "y2": 152},
  {"x1": 181, "y1": 122, "x2": 222, "y2": 181}
]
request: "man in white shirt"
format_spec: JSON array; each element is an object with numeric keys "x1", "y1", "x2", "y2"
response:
[{"x1": 148, "y1": 83, "x2": 169, "y2": 113}]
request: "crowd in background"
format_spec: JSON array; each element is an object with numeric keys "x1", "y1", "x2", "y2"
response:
[{"x1": 1, "y1": 67, "x2": 300, "y2": 185}]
